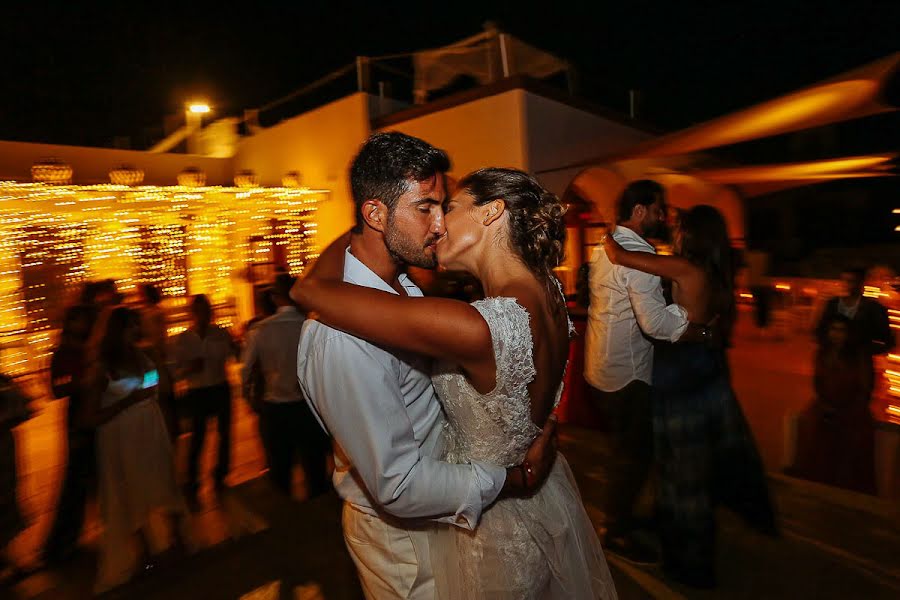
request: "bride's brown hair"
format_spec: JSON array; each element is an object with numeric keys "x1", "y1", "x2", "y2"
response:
[{"x1": 456, "y1": 168, "x2": 567, "y2": 278}]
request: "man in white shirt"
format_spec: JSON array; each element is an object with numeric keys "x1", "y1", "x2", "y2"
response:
[
  {"x1": 241, "y1": 275, "x2": 330, "y2": 498},
  {"x1": 172, "y1": 294, "x2": 238, "y2": 507},
  {"x1": 296, "y1": 132, "x2": 555, "y2": 600},
  {"x1": 585, "y1": 180, "x2": 705, "y2": 564}
]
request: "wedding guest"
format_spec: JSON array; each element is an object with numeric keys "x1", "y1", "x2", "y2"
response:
[
  {"x1": 794, "y1": 314, "x2": 877, "y2": 493},
  {"x1": 585, "y1": 180, "x2": 703, "y2": 564},
  {"x1": 139, "y1": 284, "x2": 176, "y2": 439},
  {"x1": 241, "y1": 275, "x2": 330, "y2": 497},
  {"x1": 41, "y1": 304, "x2": 99, "y2": 564},
  {"x1": 84, "y1": 307, "x2": 191, "y2": 593},
  {"x1": 0, "y1": 374, "x2": 33, "y2": 584},
  {"x1": 171, "y1": 295, "x2": 238, "y2": 507},
  {"x1": 815, "y1": 267, "x2": 895, "y2": 358}
]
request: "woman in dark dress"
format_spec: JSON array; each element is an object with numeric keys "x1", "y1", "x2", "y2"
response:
[
  {"x1": 604, "y1": 205, "x2": 777, "y2": 588},
  {"x1": 792, "y1": 314, "x2": 876, "y2": 494}
]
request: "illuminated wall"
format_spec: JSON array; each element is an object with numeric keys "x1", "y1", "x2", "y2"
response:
[
  {"x1": 233, "y1": 93, "x2": 371, "y2": 246},
  {"x1": 0, "y1": 140, "x2": 231, "y2": 185},
  {"x1": 523, "y1": 91, "x2": 653, "y2": 197},
  {"x1": 0, "y1": 182, "x2": 324, "y2": 375},
  {"x1": 379, "y1": 90, "x2": 529, "y2": 177}
]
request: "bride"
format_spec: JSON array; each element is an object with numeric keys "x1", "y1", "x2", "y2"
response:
[{"x1": 293, "y1": 167, "x2": 615, "y2": 598}]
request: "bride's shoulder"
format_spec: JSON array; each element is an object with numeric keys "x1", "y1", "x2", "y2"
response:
[{"x1": 472, "y1": 296, "x2": 532, "y2": 329}]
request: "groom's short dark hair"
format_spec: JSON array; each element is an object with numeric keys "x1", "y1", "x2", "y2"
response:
[
  {"x1": 616, "y1": 179, "x2": 665, "y2": 223},
  {"x1": 349, "y1": 132, "x2": 451, "y2": 233}
]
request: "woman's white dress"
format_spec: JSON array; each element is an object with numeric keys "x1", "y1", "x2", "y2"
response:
[
  {"x1": 430, "y1": 297, "x2": 617, "y2": 599},
  {"x1": 95, "y1": 371, "x2": 189, "y2": 592}
]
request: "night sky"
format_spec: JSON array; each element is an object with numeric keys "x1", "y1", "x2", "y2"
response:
[{"x1": 2, "y1": 1, "x2": 898, "y2": 262}]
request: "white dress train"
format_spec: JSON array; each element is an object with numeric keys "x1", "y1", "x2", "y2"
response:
[{"x1": 430, "y1": 297, "x2": 617, "y2": 599}]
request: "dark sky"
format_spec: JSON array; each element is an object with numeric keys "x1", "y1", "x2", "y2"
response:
[{"x1": 2, "y1": 1, "x2": 898, "y2": 149}]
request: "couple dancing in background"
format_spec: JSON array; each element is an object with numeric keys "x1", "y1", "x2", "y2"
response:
[
  {"x1": 590, "y1": 180, "x2": 776, "y2": 588},
  {"x1": 291, "y1": 132, "x2": 616, "y2": 599}
]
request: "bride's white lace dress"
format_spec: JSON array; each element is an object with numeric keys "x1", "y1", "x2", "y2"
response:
[{"x1": 431, "y1": 297, "x2": 617, "y2": 599}]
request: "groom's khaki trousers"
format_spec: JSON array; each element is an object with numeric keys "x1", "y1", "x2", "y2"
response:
[{"x1": 342, "y1": 502, "x2": 435, "y2": 599}]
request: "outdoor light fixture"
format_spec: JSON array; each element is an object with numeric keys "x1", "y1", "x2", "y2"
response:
[
  {"x1": 109, "y1": 165, "x2": 145, "y2": 186},
  {"x1": 31, "y1": 158, "x2": 73, "y2": 184},
  {"x1": 188, "y1": 103, "x2": 211, "y2": 114}
]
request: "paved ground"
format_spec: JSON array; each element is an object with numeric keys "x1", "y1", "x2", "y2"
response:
[{"x1": 4, "y1": 308, "x2": 900, "y2": 599}]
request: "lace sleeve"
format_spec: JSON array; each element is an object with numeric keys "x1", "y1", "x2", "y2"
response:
[{"x1": 471, "y1": 297, "x2": 536, "y2": 398}]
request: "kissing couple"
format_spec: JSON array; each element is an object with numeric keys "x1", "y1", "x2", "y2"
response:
[{"x1": 293, "y1": 132, "x2": 616, "y2": 599}]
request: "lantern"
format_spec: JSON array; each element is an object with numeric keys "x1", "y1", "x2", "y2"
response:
[
  {"x1": 31, "y1": 158, "x2": 73, "y2": 184},
  {"x1": 109, "y1": 165, "x2": 145, "y2": 186},
  {"x1": 177, "y1": 167, "x2": 206, "y2": 187}
]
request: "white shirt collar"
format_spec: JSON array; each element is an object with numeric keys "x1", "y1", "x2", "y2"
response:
[
  {"x1": 343, "y1": 247, "x2": 420, "y2": 296},
  {"x1": 614, "y1": 225, "x2": 653, "y2": 249}
]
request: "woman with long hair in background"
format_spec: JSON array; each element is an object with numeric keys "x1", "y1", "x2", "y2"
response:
[{"x1": 603, "y1": 204, "x2": 777, "y2": 588}]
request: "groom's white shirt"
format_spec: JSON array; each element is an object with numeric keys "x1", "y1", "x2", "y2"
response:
[{"x1": 297, "y1": 248, "x2": 506, "y2": 528}]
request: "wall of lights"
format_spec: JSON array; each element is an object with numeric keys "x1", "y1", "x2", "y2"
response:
[{"x1": 0, "y1": 182, "x2": 323, "y2": 375}]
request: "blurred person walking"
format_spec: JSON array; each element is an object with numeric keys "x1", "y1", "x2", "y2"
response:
[
  {"x1": 585, "y1": 180, "x2": 708, "y2": 565},
  {"x1": 0, "y1": 374, "x2": 35, "y2": 584},
  {"x1": 793, "y1": 314, "x2": 877, "y2": 493},
  {"x1": 41, "y1": 304, "x2": 99, "y2": 565},
  {"x1": 815, "y1": 267, "x2": 894, "y2": 362},
  {"x1": 139, "y1": 283, "x2": 177, "y2": 440},
  {"x1": 241, "y1": 275, "x2": 330, "y2": 498},
  {"x1": 172, "y1": 294, "x2": 238, "y2": 508},
  {"x1": 83, "y1": 307, "x2": 192, "y2": 593}
]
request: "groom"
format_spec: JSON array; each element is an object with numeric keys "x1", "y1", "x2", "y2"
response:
[{"x1": 295, "y1": 132, "x2": 557, "y2": 599}]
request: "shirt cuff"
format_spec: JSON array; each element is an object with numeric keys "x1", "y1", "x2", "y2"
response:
[
  {"x1": 667, "y1": 304, "x2": 690, "y2": 342},
  {"x1": 436, "y1": 461, "x2": 506, "y2": 530}
]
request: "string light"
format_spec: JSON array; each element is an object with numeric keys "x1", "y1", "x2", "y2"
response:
[{"x1": 0, "y1": 181, "x2": 323, "y2": 374}]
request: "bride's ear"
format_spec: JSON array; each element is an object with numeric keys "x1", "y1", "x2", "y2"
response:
[{"x1": 481, "y1": 199, "x2": 505, "y2": 226}]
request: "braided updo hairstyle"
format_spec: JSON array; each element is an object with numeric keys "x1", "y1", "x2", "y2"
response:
[{"x1": 456, "y1": 167, "x2": 567, "y2": 278}]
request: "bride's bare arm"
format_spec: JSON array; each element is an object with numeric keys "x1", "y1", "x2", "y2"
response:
[
  {"x1": 603, "y1": 235, "x2": 702, "y2": 288},
  {"x1": 302, "y1": 231, "x2": 351, "y2": 283},
  {"x1": 291, "y1": 235, "x2": 493, "y2": 370}
]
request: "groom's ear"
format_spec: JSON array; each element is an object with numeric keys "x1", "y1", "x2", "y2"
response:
[{"x1": 361, "y1": 199, "x2": 388, "y2": 233}]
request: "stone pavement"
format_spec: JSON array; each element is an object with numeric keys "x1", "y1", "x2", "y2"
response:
[
  {"x1": 6, "y1": 421, "x2": 900, "y2": 599},
  {"x1": 562, "y1": 426, "x2": 900, "y2": 600}
]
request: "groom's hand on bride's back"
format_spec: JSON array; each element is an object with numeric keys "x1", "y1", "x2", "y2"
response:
[{"x1": 501, "y1": 415, "x2": 558, "y2": 498}]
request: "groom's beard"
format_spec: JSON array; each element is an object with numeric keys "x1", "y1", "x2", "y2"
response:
[{"x1": 385, "y1": 226, "x2": 439, "y2": 269}]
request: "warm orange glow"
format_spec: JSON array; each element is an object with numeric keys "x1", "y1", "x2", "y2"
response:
[
  {"x1": 622, "y1": 80, "x2": 883, "y2": 159},
  {"x1": 572, "y1": 52, "x2": 900, "y2": 165},
  {"x1": 775, "y1": 283, "x2": 791, "y2": 291},
  {"x1": 693, "y1": 154, "x2": 896, "y2": 184},
  {"x1": 0, "y1": 182, "x2": 324, "y2": 375},
  {"x1": 188, "y1": 103, "x2": 211, "y2": 114},
  {"x1": 739, "y1": 292, "x2": 754, "y2": 299}
]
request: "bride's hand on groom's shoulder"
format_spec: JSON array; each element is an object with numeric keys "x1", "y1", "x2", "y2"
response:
[{"x1": 600, "y1": 228, "x2": 622, "y2": 264}]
